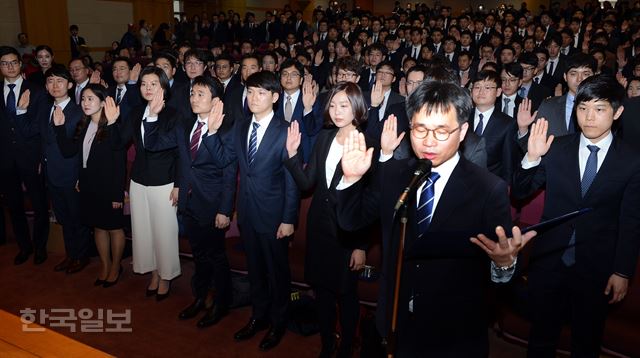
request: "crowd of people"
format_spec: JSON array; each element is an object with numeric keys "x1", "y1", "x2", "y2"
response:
[{"x1": 2, "y1": 0, "x2": 640, "y2": 357}]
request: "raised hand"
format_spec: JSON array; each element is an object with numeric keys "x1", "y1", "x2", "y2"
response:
[
  {"x1": 380, "y1": 115, "x2": 405, "y2": 156},
  {"x1": 17, "y1": 89, "x2": 30, "y2": 110},
  {"x1": 52, "y1": 105, "x2": 65, "y2": 126},
  {"x1": 526, "y1": 118, "x2": 554, "y2": 162},
  {"x1": 104, "y1": 97, "x2": 120, "y2": 125},
  {"x1": 207, "y1": 97, "x2": 225, "y2": 134},
  {"x1": 470, "y1": 226, "x2": 537, "y2": 268},
  {"x1": 312, "y1": 31, "x2": 319, "y2": 44},
  {"x1": 516, "y1": 98, "x2": 537, "y2": 135},
  {"x1": 286, "y1": 120, "x2": 302, "y2": 158},
  {"x1": 314, "y1": 49, "x2": 324, "y2": 66},
  {"x1": 89, "y1": 70, "x2": 101, "y2": 84},
  {"x1": 398, "y1": 77, "x2": 407, "y2": 97},
  {"x1": 370, "y1": 80, "x2": 384, "y2": 107},
  {"x1": 616, "y1": 72, "x2": 628, "y2": 88},
  {"x1": 341, "y1": 130, "x2": 373, "y2": 184},
  {"x1": 148, "y1": 90, "x2": 165, "y2": 117},
  {"x1": 302, "y1": 75, "x2": 317, "y2": 112},
  {"x1": 129, "y1": 63, "x2": 141, "y2": 83}
]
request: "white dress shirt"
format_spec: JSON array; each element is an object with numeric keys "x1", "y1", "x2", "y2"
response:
[
  {"x1": 325, "y1": 137, "x2": 343, "y2": 188},
  {"x1": 247, "y1": 110, "x2": 275, "y2": 150},
  {"x1": 474, "y1": 107, "x2": 495, "y2": 134}
]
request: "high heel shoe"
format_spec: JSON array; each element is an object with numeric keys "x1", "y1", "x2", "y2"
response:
[
  {"x1": 103, "y1": 266, "x2": 123, "y2": 288},
  {"x1": 156, "y1": 281, "x2": 172, "y2": 301},
  {"x1": 94, "y1": 278, "x2": 107, "y2": 286}
]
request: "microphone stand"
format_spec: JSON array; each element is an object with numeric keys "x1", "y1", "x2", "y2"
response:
[{"x1": 386, "y1": 202, "x2": 409, "y2": 358}]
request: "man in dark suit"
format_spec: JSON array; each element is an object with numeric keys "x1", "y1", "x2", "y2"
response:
[
  {"x1": 224, "y1": 54, "x2": 262, "y2": 131},
  {"x1": 109, "y1": 57, "x2": 141, "y2": 121},
  {"x1": 211, "y1": 71, "x2": 299, "y2": 351},
  {"x1": 20, "y1": 65, "x2": 90, "y2": 273},
  {"x1": 358, "y1": 44, "x2": 386, "y2": 92},
  {"x1": 470, "y1": 70, "x2": 518, "y2": 182},
  {"x1": 145, "y1": 76, "x2": 235, "y2": 327},
  {"x1": 544, "y1": 35, "x2": 567, "y2": 89},
  {"x1": 473, "y1": 18, "x2": 490, "y2": 47},
  {"x1": 618, "y1": 95, "x2": 640, "y2": 148},
  {"x1": 213, "y1": 54, "x2": 239, "y2": 96},
  {"x1": 518, "y1": 53, "x2": 553, "y2": 112},
  {"x1": 69, "y1": 58, "x2": 91, "y2": 105},
  {"x1": 168, "y1": 49, "x2": 208, "y2": 121},
  {"x1": 497, "y1": 62, "x2": 525, "y2": 119},
  {"x1": 0, "y1": 46, "x2": 49, "y2": 265},
  {"x1": 519, "y1": 54, "x2": 596, "y2": 144},
  {"x1": 292, "y1": 11, "x2": 308, "y2": 43},
  {"x1": 69, "y1": 25, "x2": 86, "y2": 59},
  {"x1": 513, "y1": 75, "x2": 640, "y2": 358},
  {"x1": 430, "y1": 28, "x2": 445, "y2": 56},
  {"x1": 337, "y1": 80, "x2": 534, "y2": 356},
  {"x1": 365, "y1": 61, "x2": 404, "y2": 140},
  {"x1": 275, "y1": 59, "x2": 320, "y2": 163}
]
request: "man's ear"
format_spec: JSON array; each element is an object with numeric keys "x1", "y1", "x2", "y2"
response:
[
  {"x1": 613, "y1": 105, "x2": 624, "y2": 121},
  {"x1": 272, "y1": 91, "x2": 280, "y2": 104}
]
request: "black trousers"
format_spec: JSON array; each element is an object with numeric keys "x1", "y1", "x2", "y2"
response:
[
  {"x1": 527, "y1": 265, "x2": 609, "y2": 358},
  {"x1": 0, "y1": 162, "x2": 49, "y2": 254},
  {"x1": 183, "y1": 212, "x2": 231, "y2": 307},
  {"x1": 240, "y1": 223, "x2": 291, "y2": 328},
  {"x1": 315, "y1": 278, "x2": 360, "y2": 358},
  {"x1": 48, "y1": 184, "x2": 90, "y2": 260}
]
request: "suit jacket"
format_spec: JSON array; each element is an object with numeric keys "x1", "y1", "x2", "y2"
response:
[
  {"x1": 494, "y1": 94, "x2": 523, "y2": 119},
  {"x1": 0, "y1": 79, "x2": 45, "y2": 172},
  {"x1": 275, "y1": 91, "x2": 320, "y2": 163},
  {"x1": 294, "y1": 20, "x2": 308, "y2": 42},
  {"x1": 223, "y1": 83, "x2": 247, "y2": 131},
  {"x1": 70, "y1": 36, "x2": 86, "y2": 59},
  {"x1": 469, "y1": 109, "x2": 518, "y2": 182},
  {"x1": 513, "y1": 134, "x2": 640, "y2": 282},
  {"x1": 364, "y1": 91, "x2": 405, "y2": 140},
  {"x1": 167, "y1": 81, "x2": 193, "y2": 122},
  {"x1": 358, "y1": 67, "x2": 376, "y2": 92},
  {"x1": 525, "y1": 81, "x2": 553, "y2": 112},
  {"x1": 337, "y1": 156, "x2": 512, "y2": 355},
  {"x1": 108, "y1": 84, "x2": 141, "y2": 123},
  {"x1": 144, "y1": 114, "x2": 236, "y2": 226},
  {"x1": 536, "y1": 94, "x2": 575, "y2": 138},
  {"x1": 209, "y1": 113, "x2": 299, "y2": 233},
  {"x1": 618, "y1": 96, "x2": 640, "y2": 149}
]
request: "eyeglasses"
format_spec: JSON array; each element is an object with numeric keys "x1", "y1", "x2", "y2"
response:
[
  {"x1": 471, "y1": 85, "x2": 497, "y2": 92},
  {"x1": 0, "y1": 60, "x2": 19, "y2": 68},
  {"x1": 185, "y1": 61, "x2": 204, "y2": 67},
  {"x1": 376, "y1": 70, "x2": 394, "y2": 77},
  {"x1": 337, "y1": 72, "x2": 357, "y2": 79},
  {"x1": 410, "y1": 125, "x2": 460, "y2": 141},
  {"x1": 281, "y1": 71, "x2": 301, "y2": 79}
]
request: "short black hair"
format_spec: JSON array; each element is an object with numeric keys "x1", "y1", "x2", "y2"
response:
[
  {"x1": 69, "y1": 24, "x2": 79, "y2": 32},
  {"x1": 503, "y1": 62, "x2": 524, "y2": 79},
  {"x1": 564, "y1": 53, "x2": 597, "y2": 74},
  {"x1": 154, "y1": 52, "x2": 177, "y2": 68},
  {"x1": 44, "y1": 64, "x2": 72, "y2": 82},
  {"x1": 241, "y1": 53, "x2": 262, "y2": 68},
  {"x1": 245, "y1": 71, "x2": 281, "y2": 94},
  {"x1": 474, "y1": 70, "x2": 502, "y2": 88},
  {"x1": 458, "y1": 50, "x2": 473, "y2": 61},
  {"x1": 112, "y1": 56, "x2": 132, "y2": 69},
  {"x1": 35, "y1": 45, "x2": 54, "y2": 57},
  {"x1": 519, "y1": 52, "x2": 538, "y2": 67},
  {"x1": 279, "y1": 58, "x2": 304, "y2": 77},
  {"x1": 0, "y1": 46, "x2": 20, "y2": 60},
  {"x1": 575, "y1": 74, "x2": 625, "y2": 112},
  {"x1": 183, "y1": 49, "x2": 209, "y2": 64},
  {"x1": 191, "y1": 75, "x2": 223, "y2": 99},
  {"x1": 215, "y1": 53, "x2": 233, "y2": 66},
  {"x1": 138, "y1": 66, "x2": 171, "y2": 101},
  {"x1": 406, "y1": 80, "x2": 473, "y2": 126}
]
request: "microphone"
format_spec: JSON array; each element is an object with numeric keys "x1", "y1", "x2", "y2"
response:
[{"x1": 394, "y1": 159, "x2": 432, "y2": 211}]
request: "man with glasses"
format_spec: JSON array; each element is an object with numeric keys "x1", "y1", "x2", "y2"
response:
[
  {"x1": 497, "y1": 62, "x2": 524, "y2": 118},
  {"x1": 358, "y1": 43, "x2": 386, "y2": 92},
  {"x1": 68, "y1": 58, "x2": 90, "y2": 105},
  {"x1": 275, "y1": 59, "x2": 318, "y2": 163},
  {"x1": 0, "y1": 46, "x2": 49, "y2": 265},
  {"x1": 169, "y1": 49, "x2": 208, "y2": 120},
  {"x1": 366, "y1": 61, "x2": 404, "y2": 140},
  {"x1": 517, "y1": 52, "x2": 552, "y2": 112},
  {"x1": 213, "y1": 54, "x2": 239, "y2": 96},
  {"x1": 470, "y1": 70, "x2": 517, "y2": 181},
  {"x1": 336, "y1": 80, "x2": 534, "y2": 356}
]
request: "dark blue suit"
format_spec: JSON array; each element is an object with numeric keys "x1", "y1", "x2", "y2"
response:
[
  {"x1": 274, "y1": 91, "x2": 320, "y2": 163},
  {"x1": 19, "y1": 98, "x2": 90, "y2": 260},
  {"x1": 210, "y1": 111, "x2": 299, "y2": 327},
  {"x1": 144, "y1": 114, "x2": 236, "y2": 305},
  {"x1": 0, "y1": 80, "x2": 49, "y2": 256},
  {"x1": 109, "y1": 84, "x2": 141, "y2": 122}
]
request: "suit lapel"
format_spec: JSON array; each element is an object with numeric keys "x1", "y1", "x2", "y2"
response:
[
  {"x1": 429, "y1": 160, "x2": 469, "y2": 232},
  {"x1": 185, "y1": 115, "x2": 198, "y2": 161},
  {"x1": 566, "y1": 136, "x2": 583, "y2": 201},
  {"x1": 583, "y1": 136, "x2": 617, "y2": 200},
  {"x1": 239, "y1": 117, "x2": 251, "y2": 163},
  {"x1": 255, "y1": 117, "x2": 280, "y2": 163}
]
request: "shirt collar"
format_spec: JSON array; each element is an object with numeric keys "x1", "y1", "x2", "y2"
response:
[
  {"x1": 78, "y1": 79, "x2": 89, "y2": 88},
  {"x1": 504, "y1": 93, "x2": 517, "y2": 101},
  {"x1": 54, "y1": 97, "x2": 72, "y2": 111},
  {"x1": 580, "y1": 131, "x2": 613, "y2": 152},
  {"x1": 432, "y1": 152, "x2": 460, "y2": 181},
  {"x1": 284, "y1": 89, "x2": 301, "y2": 106},
  {"x1": 476, "y1": 106, "x2": 495, "y2": 119},
  {"x1": 4, "y1": 76, "x2": 23, "y2": 87},
  {"x1": 252, "y1": 110, "x2": 274, "y2": 127}
]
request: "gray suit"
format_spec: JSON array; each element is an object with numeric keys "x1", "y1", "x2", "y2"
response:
[{"x1": 535, "y1": 94, "x2": 575, "y2": 137}]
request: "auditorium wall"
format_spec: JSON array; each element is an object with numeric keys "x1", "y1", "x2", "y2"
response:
[{"x1": 0, "y1": 0, "x2": 22, "y2": 49}]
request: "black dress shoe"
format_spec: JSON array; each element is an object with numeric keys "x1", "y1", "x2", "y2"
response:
[
  {"x1": 54, "y1": 257, "x2": 71, "y2": 272},
  {"x1": 234, "y1": 319, "x2": 269, "y2": 341},
  {"x1": 66, "y1": 258, "x2": 90, "y2": 274},
  {"x1": 94, "y1": 278, "x2": 107, "y2": 286},
  {"x1": 156, "y1": 282, "x2": 171, "y2": 301},
  {"x1": 259, "y1": 327, "x2": 286, "y2": 351},
  {"x1": 179, "y1": 298, "x2": 206, "y2": 320},
  {"x1": 14, "y1": 251, "x2": 32, "y2": 265},
  {"x1": 145, "y1": 287, "x2": 158, "y2": 297},
  {"x1": 103, "y1": 266, "x2": 123, "y2": 288},
  {"x1": 197, "y1": 305, "x2": 228, "y2": 328},
  {"x1": 33, "y1": 251, "x2": 47, "y2": 265}
]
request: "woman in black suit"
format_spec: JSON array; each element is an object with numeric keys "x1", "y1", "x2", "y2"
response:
[
  {"x1": 285, "y1": 82, "x2": 375, "y2": 358},
  {"x1": 54, "y1": 84, "x2": 126, "y2": 287},
  {"x1": 114, "y1": 66, "x2": 181, "y2": 300}
]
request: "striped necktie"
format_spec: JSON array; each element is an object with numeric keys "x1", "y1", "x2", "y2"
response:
[
  {"x1": 417, "y1": 172, "x2": 441, "y2": 238},
  {"x1": 247, "y1": 122, "x2": 260, "y2": 165}
]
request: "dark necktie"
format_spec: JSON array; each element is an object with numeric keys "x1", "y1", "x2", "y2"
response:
[
  {"x1": 503, "y1": 98, "x2": 511, "y2": 114},
  {"x1": 116, "y1": 87, "x2": 123, "y2": 105},
  {"x1": 475, "y1": 113, "x2": 484, "y2": 136},
  {"x1": 247, "y1": 122, "x2": 260, "y2": 165},
  {"x1": 189, "y1": 121, "x2": 204, "y2": 161},
  {"x1": 417, "y1": 172, "x2": 441, "y2": 238},
  {"x1": 6, "y1": 83, "x2": 16, "y2": 115},
  {"x1": 562, "y1": 145, "x2": 600, "y2": 266},
  {"x1": 412, "y1": 47, "x2": 417, "y2": 59},
  {"x1": 368, "y1": 73, "x2": 376, "y2": 89},
  {"x1": 534, "y1": 77, "x2": 539, "y2": 84},
  {"x1": 547, "y1": 60, "x2": 555, "y2": 76}
]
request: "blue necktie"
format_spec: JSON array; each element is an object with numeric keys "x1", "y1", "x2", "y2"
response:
[
  {"x1": 368, "y1": 73, "x2": 376, "y2": 89},
  {"x1": 474, "y1": 113, "x2": 484, "y2": 136},
  {"x1": 247, "y1": 122, "x2": 260, "y2": 165},
  {"x1": 562, "y1": 145, "x2": 600, "y2": 266},
  {"x1": 6, "y1": 83, "x2": 16, "y2": 115},
  {"x1": 417, "y1": 172, "x2": 441, "y2": 238},
  {"x1": 116, "y1": 87, "x2": 123, "y2": 104}
]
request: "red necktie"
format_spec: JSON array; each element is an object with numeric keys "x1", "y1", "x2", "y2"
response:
[{"x1": 190, "y1": 121, "x2": 204, "y2": 160}]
